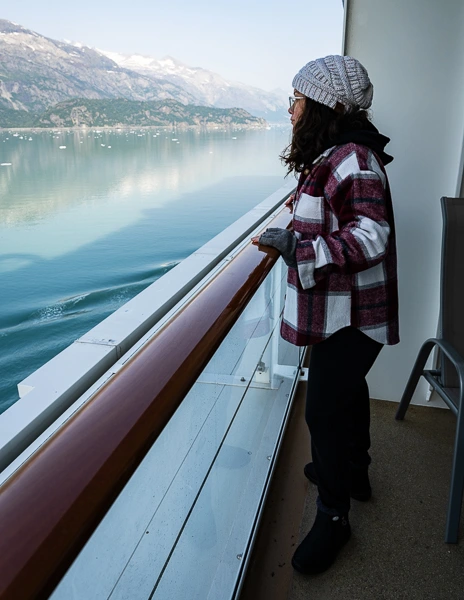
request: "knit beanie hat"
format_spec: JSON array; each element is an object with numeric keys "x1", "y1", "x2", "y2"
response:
[{"x1": 292, "y1": 55, "x2": 373, "y2": 111}]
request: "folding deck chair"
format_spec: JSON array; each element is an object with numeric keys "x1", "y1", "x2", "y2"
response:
[{"x1": 396, "y1": 197, "x2": 464, "y2": 543}]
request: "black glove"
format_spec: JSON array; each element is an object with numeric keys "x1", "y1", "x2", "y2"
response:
[{"x1": 258, "y1": 228, "x2": 297, "y2": 268}]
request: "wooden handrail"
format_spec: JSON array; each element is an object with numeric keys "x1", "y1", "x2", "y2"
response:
[{"x1": 0, "y1": 209, "x2": 292, "y2": 600}]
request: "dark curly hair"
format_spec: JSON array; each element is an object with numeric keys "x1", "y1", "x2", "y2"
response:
[{"x1": 280, "y1": 98, "x2": 372, "y2": 175}]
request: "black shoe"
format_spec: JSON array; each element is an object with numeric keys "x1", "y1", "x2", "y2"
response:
[
  {"x1": 292, "y1": 509, "x2": 351, "y2": 574},
  {"x1": 304, "y1": 462, "x2": 372, "y2": 501}
]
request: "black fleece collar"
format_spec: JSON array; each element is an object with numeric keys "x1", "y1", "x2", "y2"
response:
[{"x1": 329, "y1": 121, "x2": 394, "y2": 166}]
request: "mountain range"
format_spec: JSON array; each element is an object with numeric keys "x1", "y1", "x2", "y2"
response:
[
  {"x1": 99, "y1": 50, "x2": 288, "y2": 121},
  {"x1": 0, "y1": 19, "x2": 289, "y2": 127},
  {"x1": 35, "y1": 98, "x2": 267, "y2": 128}
]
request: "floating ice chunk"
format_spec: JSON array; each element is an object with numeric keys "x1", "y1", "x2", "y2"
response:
[
  {"x1": 107, "y1": 146, "x2": 112, "y2": 148},
  {"x1": 1, "y1": 163, "x2": 12, "y2": 166},
  {"x1": 101, "y1": 144, "x2": 106, "y2": 147},
  {"x1": 171, "y1": 138, "x2": 178, "y2": 141},
  {"x1": 28, "y1": 137, "x2": 33, "y2": 141},
  {"x1": 59, "y1": 145, "x2": 66, "y2": 149},
  {"x1": 232, "y1": 137, "x2": 237, "y2": 139}
]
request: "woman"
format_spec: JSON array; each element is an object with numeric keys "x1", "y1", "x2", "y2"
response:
[{"x1": 252, "y1": 55, "x2": 399, "y2": 574}]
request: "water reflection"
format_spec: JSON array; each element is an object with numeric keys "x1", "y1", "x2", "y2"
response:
[
  {"x1": 0, "y1": 128, "x2": 290, "y2": 261},
  {"x1": 0, "y1": 127, "x2": 292, "y2": 411},
  {"x1": 0, "y1": 128, "x2": 289, "y2": 230}
]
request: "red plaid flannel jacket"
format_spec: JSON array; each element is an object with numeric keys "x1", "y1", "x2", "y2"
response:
[{"x1": 281, "y1": 143, "x2": 399, "y2": 346}]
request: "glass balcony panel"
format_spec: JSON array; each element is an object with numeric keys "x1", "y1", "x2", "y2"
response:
[
  {"x1": 150, "y1": 335, "x2": 299, "y2": 600},
  {"x1": 51, "y1": 260, "x2": 302, "y2": 600},
  {"x1": 201, "y1": 259, "x2": 287, "y2": 384}
]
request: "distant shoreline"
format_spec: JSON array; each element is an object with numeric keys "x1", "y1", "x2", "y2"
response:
[{"x1": 0, "y1": 122, "x2": 283, "y2": 133}]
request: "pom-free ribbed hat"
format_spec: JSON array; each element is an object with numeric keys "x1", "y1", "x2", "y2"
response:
[{"x1": 292, "y1": 55, "x2": 373, "y2": 111}]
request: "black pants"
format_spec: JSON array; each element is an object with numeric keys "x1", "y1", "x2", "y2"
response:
[{"x1": 305, "y1": 326, "x2": 383, "y2": 515}]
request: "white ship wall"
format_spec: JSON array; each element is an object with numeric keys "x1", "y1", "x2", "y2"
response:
[{"x1": 344, "y1": 0, "x2": 464, "y2": 404}]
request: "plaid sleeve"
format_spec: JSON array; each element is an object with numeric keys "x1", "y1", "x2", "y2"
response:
[{"x1": 295, "y1": 169, "x2": 390, "y2": 290}]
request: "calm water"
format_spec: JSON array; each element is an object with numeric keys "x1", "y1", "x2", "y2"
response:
[{"x1": 0, "y1": 127, "x2": 292, "y2": 412}]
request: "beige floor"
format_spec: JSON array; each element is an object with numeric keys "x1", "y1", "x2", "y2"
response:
[{"x1": 239, "y1": 390, "x2": 464, "y2": 600}]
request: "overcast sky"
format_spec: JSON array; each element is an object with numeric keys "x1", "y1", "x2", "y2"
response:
[{"x1": 4, "y1": 1, "x2": 344, "y2": 91}]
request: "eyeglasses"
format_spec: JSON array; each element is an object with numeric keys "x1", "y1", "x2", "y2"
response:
[{"x1": 289, "y1": 95, "x2": 305, "y2": 110}]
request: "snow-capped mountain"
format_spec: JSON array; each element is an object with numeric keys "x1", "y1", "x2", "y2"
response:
[
  {"x1": 100, "y1": 51, "x2": 288, "y2": 121},
  {"x1": 0, "y1": 19, "x2": 288, "y2": 122},
  {"x1": 0, "y1": 19, "x2": 198, "y2": 115}
]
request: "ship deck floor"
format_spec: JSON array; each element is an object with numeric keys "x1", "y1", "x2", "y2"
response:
[{"x1": 239, "y1": 378, "x2": 464, "y2": 600}]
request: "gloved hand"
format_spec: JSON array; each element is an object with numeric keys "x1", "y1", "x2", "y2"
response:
[{"x1": 258, "y1": 228, "x2": 297, "y2": 268}]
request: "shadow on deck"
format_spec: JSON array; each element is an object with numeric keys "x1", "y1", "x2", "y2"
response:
[{"x1": 239, "y1": 378, "x2": 464, "y2": 600}]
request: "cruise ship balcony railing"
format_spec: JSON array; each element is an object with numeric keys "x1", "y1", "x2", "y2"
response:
[{"x1": 0, "y1": 182, "x2": 307, "y2": 600}]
